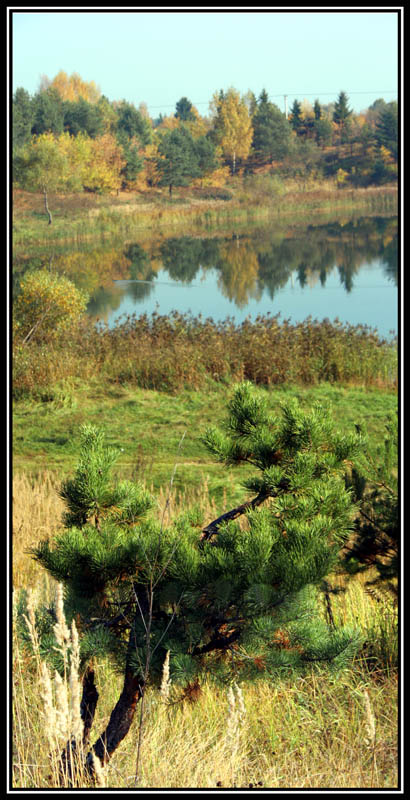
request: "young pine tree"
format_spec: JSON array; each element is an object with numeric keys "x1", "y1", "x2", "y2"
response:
[{"x1": 27, "y1": 385, "x2": 364, "y2": 780}]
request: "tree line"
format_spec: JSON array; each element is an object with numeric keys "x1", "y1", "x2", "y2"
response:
[{"x1": 12, "y1": 70, "x2": 398, "y2": 205}]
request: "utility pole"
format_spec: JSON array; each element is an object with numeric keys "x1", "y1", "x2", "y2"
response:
[{"x1": 284, "y1": 95, "x2": 288, "y2": 119}]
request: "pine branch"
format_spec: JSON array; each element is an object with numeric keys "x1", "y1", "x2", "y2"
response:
[
  {"x1": 200, "y1": 490, "x2": 270, "y2": 543},
  {"x1": 200, "y1": 478, "x2": 290, "y2": 543},
  {"x1": 191, "y1": 627, "x2": 242, "y2": 656},
  {"x1": 358, "y1": 507, "x2": 393, "y2": 536}
]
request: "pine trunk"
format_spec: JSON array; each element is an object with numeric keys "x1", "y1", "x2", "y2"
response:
[
  {"x1": 81, "y1": 666, "x2": 99, "y2": 746},
  {"x1": 86, "y1": 621, "x2": 144, "y2": 776},
  {"x1": 87, "y1": 670, "x2": 144, "y2": 770},
  {"x1": 58, "y1": 640, "x2": 143, "y2": 785}
]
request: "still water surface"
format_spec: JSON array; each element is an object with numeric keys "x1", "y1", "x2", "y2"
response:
[
  {"x1": 15, "y1": 215, "x2": 397, "y2": 339},
  {"x1": 99, "y1": 216, "x2": 398, "y2": 339},
  {"x1": 110, "y1": 259, "x2": 396, "y2": 338}
]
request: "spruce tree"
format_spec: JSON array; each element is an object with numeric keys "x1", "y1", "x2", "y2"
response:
[
  {"x1": 333, "y1": 91, "x2": 353, "y2": 142},
  {"x1": 252, "y1": 90, "x2": 292, "y2": 164},
  {"x1": 26, "y1": 385, "x2": 364, "y2": 779},
  {"x1": 375, "y1": 101, "x2": 398, "y2": 162},
  {"x1": 156, "y1": 127, "x2": 202, "y2": 196},
  {"x1": 313, "y1": 99, "x2": 322, "y2": 121},
  {"x1": 175, "y1": 96, "x2": 195, "y2": 122},
  {"x1": 12, "y1": 87, "x2": 34, "y2": 149},
  {"x1": 289, "y1": 99, "x2": 304, "y2": 135}
]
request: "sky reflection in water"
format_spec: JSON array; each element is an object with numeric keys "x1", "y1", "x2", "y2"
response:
[{"x1": 99, "y1": 217, "x2": 397, "y2": 340}]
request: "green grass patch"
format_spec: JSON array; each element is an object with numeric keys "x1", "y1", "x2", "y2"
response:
[{"x1": 13, "y1": 379, "x2": 397, "y2": 503}]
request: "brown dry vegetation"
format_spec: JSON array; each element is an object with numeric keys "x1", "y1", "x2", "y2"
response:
[{"x1": 13, "y1": 312, "x2": 397, "y2": 401}]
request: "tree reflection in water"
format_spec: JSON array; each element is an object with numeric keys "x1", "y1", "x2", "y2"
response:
[{"x1": 14, "y1": 216, "x2": 397, "y2": 328}]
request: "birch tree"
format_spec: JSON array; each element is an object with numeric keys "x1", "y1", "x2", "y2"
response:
[
  {"x1": 13, "y1": 132, "x2": 69, "y2": 224},
  {"x1": 211, "y1": 88, "x2": 253, "y2": 174}
]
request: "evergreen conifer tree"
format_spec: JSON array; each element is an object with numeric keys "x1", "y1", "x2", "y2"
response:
[
  {"x1": 175, "y1": 96, "x2": 195, "y2": 122},
  {"x1": 156, "y1": 127, "x2": 202, "y2": 196},
  {"x1": 26, "y1": 385, "x2": 364, "y2": 779},
  {"x1": 252, "y1": 90, "x2": 292, "y2": 164},
  {"x1": 333, "y1": 91, "x2": 353, "y2": 142},
  {"x1": 313, "y1": 99, "x2": 322, "y2": 121},
  {"x1": 375, "y1": 101, "x2": 398, "y2": 162},
  {"x1": 12, "y1": 87, "x2": 34, "y2": 149},
  {"x1": 289, "y1": 99, "x2": 304, "y2": 135}
]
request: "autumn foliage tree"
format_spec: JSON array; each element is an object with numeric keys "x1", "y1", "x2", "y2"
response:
[
  {"x1": 210, "y1": 87, "x2": 253, "y2": 174},
  {"x1": 42, "y1": 70, "x2": 101, "y2": 104},
  {"x1": 13, "y1": 132, "x2": 74, "y2": 223},
  {"x1": 12, "y1": 75, "x2": 397, "y2": 195},
  {"x1": 83, "y1": 133, "x2": 126, "y2": 193},
  {"x1": 14, "y1": 130, "x2": 126, "y2": 203}
]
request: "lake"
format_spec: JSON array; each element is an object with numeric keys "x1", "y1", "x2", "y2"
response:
[{"x1": 15, "y1": 214, "x2": 398, "y2": 340}]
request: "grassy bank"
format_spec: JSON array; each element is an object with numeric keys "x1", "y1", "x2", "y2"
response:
[{"x1": 12, "y1": 180, "x2": 398, "y2": 249}]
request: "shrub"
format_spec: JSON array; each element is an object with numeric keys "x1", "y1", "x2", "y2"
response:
[{"x1": 13, "y1": 269, "x2": 89, "y2": 345}]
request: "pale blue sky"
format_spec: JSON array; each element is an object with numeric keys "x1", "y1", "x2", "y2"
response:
[{"x1": 10, "y1": 8, "x2": 399, "y2": 116}]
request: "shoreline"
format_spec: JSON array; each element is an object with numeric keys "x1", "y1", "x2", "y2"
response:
[{"x1": 12, "y1": 183, "x2": 398, "y2": 249}]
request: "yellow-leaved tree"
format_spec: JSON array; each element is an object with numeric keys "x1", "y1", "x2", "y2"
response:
[
  {"x1": 81, "y1": 133, "x2": 126, "y2": 193},
  {"x1": 44, "y1": 70, "x2": 101, "y2": 103},
  {"x1": 210, "y1": 87, "x2": 253, "y2": 174}
]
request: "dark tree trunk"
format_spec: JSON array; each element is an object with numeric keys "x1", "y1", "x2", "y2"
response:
[
  {"x1": 86, "y1": 618, "x2": 145, "y2": 777},
  {"x1": 57, "y1": 628, "x2": 143, "y2": 786},
  {"x1": 81, "y1": 666, "x2": 99, "y2": 746},
  {"x1": 87, "y1": 670, "x2": 144, "y2": 770}
]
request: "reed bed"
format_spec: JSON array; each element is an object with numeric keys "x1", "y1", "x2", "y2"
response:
[
  {"x1": 13, "y1": 312, "x2": 397, "y2": 400},
  {"x1": 11, "y1": 470, "x2": 399, "y2": 789}
]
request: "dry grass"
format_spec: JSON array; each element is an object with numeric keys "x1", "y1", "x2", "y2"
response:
[
  {"x1": 12, "y1": 472, "x2": 66, "y2": 591},
  {"x1": 12, "y1": 626, "x2": 399, "y2": 789}
]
